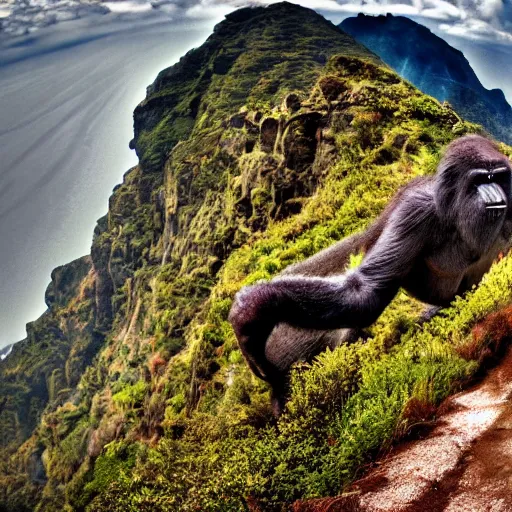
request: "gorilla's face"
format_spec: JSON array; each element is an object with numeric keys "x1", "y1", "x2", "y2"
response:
[
  {"x1": 456, "y1": 163, "x2": 512, "y2": 252},
  {"x1": 467, "y1": 166, "x2": 511, "y2": 220},
  {"x1": 434, "y1": 137, "x2": 512, "y2": 242}
]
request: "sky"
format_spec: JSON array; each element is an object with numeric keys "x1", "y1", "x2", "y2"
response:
[
  {"x1": 0, "y1": 16, "x2": 213, "y2": 347},
  {"x1": 3, "y1": 0, "x2": 512, "y2": 44},
  {"x1": 1, "y1": 0, "x2": 512, "y2": 348},
  {"x1": 108, "y1": 0, "x2": 512, "y2": 43}
]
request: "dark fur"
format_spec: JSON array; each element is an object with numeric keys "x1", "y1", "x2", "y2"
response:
[{"x1": 229, "y1": 135, "x2": 512, "y2": 415}]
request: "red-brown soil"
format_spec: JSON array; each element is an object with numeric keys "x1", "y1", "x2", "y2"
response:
[{"x1": 293, "y1": 346, "x2": 512, "y2": 512}]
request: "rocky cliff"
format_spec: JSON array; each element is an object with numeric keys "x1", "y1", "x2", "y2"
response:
[
  {"x1": 341, "y1": 13, "x2": 512, "y2": 145},
  {"x1": 1, "y1": 3, "x2": 512, "y2": 511}
]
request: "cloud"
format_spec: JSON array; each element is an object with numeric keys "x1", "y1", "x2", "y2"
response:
[
  {"x1": 330, "y1": 2, "x2": 419, "y2": 16},
  {"x1": 184, "y1": 2, "x2": 235, "y2": 19},
  {"x1": 421, "y1": 0, "x2": 462, "y2": 20},
  {"x1": 103, "y1": 1, "x2": 154, "y2": 14},
  {"x1": 165, "y1": 0, "x2": 512, "y2": 43},
  {"x1": 4, "y1": 0, "x2": 512, "y2": 43},
  {"x1": 440, "y1": 18, "x2": 512, "y2": 43}
]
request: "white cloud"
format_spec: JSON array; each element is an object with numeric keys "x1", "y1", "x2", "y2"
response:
[
  {"x1": 334, "y1": 0, "x2": 512, "y2": 42},
  {"x1": 288, "y1": 0, "x2": 353, "y2": 11},
  {"x1": 440, "y1": 18, "x2": 512, "y2": 43},
  {"x1": 478, "y1": 0, "x2": 503, "y2": 20},
  {"x1": 184, "y1": 2, "x2": 235, "y2": 20},
  {"x1": 332, "y1": 2, "x2": 420, "y2": 16},
  {"x1": 103, "y1": 1, "x2": 154, "y2": 13},
  {"x1": 4, "y1": 0, "x2": 512, "y2": 43},
  {"x1": 170, "y1": 0, "x2": 512, "y2": 43},
  {"x1": 422, "y1": 0, "x2": 461, "y2": 20}
]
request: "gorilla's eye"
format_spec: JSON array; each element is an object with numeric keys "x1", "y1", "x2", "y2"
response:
[
  {"x1": 469, "y1": 167, "x2": 510, "y2": 186},
  {"x1": 469, "y1": 169, "x2": 489, "y2": 187},
  {"x1": 490, "y1": 167, "x2": 511, "y2": 183}
]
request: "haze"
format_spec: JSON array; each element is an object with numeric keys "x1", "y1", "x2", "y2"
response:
[{"x1": 0, "y1": 16, "x2": 212, "y2": 347}]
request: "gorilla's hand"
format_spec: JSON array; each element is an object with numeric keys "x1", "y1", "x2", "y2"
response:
[{"x1": 229, "y1": 282, "x2": 280, "y2": 349}]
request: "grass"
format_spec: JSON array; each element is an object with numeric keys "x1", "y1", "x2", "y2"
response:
[{"x1": 1, "y1": 4, "x2": 511, "y2": 511}]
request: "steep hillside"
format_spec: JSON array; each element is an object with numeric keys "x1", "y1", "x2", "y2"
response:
[
  {"x1": 1, "y1": 3, "x2": 512, "y2": 511},
  {"x1": 133, "y1": 2, "x2": 377, "y2": 174},
  {"x1": 0, "y1": 255, "x2": 98, "y2": 510},
  {"x1": 341, "y1": 14, "x2": 512, "y2": 145},
  {"x1": 0, "y1": 255, "x2": 96, "y2": 448}
]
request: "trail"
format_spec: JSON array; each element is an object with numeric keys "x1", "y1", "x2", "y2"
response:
[{"x1": 294, "y1": 346, "x2": 512, "y2": 512}]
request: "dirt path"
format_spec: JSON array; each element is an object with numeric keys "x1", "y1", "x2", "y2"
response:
[{"x1": 294, "y1": 346, "x2": 512, "y2": 512}]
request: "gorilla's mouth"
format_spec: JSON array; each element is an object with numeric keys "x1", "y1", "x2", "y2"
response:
[
  {"x1": 477, "y1": 182, "x2": 507, "y2": 209},
  {"x1": 471, "y1": 167, "x2": 510, "y2": 211}
]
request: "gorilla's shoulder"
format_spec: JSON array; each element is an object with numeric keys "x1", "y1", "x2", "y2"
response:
[{"x1": 392, "y1": 180, "x2": 438, "y2": 230}]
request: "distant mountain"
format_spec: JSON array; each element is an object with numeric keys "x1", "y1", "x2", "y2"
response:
[{"x1": 341, "y1": 13, "x2": 512, "y2": 144}]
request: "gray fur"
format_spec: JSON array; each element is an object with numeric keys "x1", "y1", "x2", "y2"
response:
[{"x1": 229, "y1": 135, "x2": 512, "y2": 415}]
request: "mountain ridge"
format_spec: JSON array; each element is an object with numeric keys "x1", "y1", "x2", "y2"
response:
[
  {"x1": 0, "y1": 5, "x2": 385, "y2": 509},
  {"x1": 1, "y1": 4, "x2": 512, "y2": 511},
  {"x1": 340, "y1": 13, "x2": 512, "y2": 145}
]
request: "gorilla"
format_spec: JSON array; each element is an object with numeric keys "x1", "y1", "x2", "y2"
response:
[{"x1": 228, "y1": 135, "x2": 512, "y2": 415}]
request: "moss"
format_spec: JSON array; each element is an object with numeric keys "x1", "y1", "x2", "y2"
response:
[
  {"x1": 45, "y1": 419, "x2": 90, "y2": 483},
  {"x1": 132, "y1": 2, "x2": 378, "y2": 173},
  {"x1": 82, "y1": 441, "x2": 141, "y2": 509},
  {"x1": 112, "y1": 381, "x2": 148, "y2": 410},
  {"x1": 2, "y1": 4, "x2": 511, "y2": 512}
]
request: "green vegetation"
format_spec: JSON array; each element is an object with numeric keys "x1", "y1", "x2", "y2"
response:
[
  {"x1": 340, "y1": 13, "x2": 512, "y2": 145},
  {"x1": 132, "y1": 1, "x2": 378, "y2": 173},
  {"x1": 1, "y1": 3, "x2": 512, "y2": 511}
]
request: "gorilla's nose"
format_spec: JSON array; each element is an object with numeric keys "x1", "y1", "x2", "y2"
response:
[{"x1": 477, "y1": 182, "x2": 507, "y2": 209}]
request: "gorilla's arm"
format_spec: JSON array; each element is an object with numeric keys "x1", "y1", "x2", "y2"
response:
[
  {"x1": 279, "y1": 232, "x2": 369, "y2": 277},
  {"x1": 230, "y1": 189, "x2": 436, "y2": 344},
  {"x1": 281, "y1": 181, "x2": 421, "y2": 278}
]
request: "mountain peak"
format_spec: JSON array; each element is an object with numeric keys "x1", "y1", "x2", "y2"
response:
[
  {"x1": 133, "y1": 2, "x2": 378, "y2": 173},
  {"x1": 341, "y1": 14, "x2": 512, "y2": 144},
  {"x1": 221, "y1": 1, "x2": 321, "y2": 23},
  {"x1": 349, "y1": 13, "x2": 464, "y2": 58}
]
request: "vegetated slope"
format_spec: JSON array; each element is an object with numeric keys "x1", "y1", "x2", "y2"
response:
[
  {"x1": 0, "y1": 255, "x2": 99, "y2": 510},
  {"x1": 1, "y1": 3, "x2": 512, "y2": 511},
  {"x1": 294, "y1": 332, "x2": 512, "y2": 512},
  {"x1": 341, "y1": 14, "x2": 512, "y2": 145}
]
